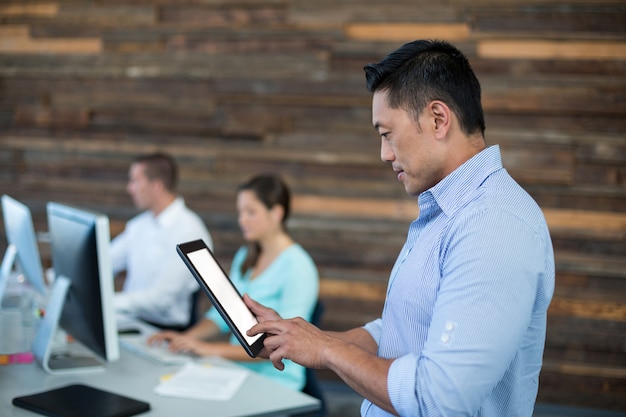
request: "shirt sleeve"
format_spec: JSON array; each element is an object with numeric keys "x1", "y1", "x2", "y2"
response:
[
  {"x1": 109, "y1": 228, "x2": 128, "y2": 276},
  {"x1": 389, "y1": 208, "x2": 548, "y2": 416},
  {"x1": 363, "y1": 318, "x2": 383, "y2": 345},
  {"x1": 114, "y1": 256, "x2": 199, "y2": 319}
]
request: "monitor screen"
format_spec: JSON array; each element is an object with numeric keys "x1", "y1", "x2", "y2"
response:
[
  {"x1": 1, "y1": 195, "x2": 48, "y2": 297},
  {"x1": 34, "y1": 202, "x2": 119, "y2": 373}
]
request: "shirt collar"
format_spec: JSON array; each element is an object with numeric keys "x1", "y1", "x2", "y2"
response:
[
  {"x1": 154, "y1": 196, "x2": 185, "y2": 227},
  {"x1": 419, "y1": 145, "x2": 503, "y2": 218}
]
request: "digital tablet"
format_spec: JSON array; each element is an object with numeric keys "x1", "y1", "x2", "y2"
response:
[
  {"x1": 12, "y1": 383, "x2": 150, "y2": 417},
  {"x1": 176, "y1": 239, "x2": 266, "y2": 357}
]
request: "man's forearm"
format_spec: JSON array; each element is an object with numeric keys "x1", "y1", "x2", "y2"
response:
[
  {"x1": 327, "y1": 327, "x2": 379, "y2": 354},
  {"x1": 320, "y1": 332, "x2": 396, "y2": 415}
]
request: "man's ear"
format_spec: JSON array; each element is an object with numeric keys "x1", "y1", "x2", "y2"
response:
[
  {"x1": 430, "y1": 101, "x2": 451, "y2": 140},
  {"x1": 151, "y1": 179, "x2": 165, "y2": 193}
]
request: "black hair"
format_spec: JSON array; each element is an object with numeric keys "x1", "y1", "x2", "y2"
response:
[{"x1": 364, "y1": 39, "x2": 485, "y2": 136}]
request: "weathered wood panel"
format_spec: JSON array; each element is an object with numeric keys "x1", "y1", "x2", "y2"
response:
[{"x1": 0, "y1": 0, "x2": 624, "y2": 410}]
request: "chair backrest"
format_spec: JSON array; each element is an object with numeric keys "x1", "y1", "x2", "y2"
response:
[
  {"x1": 310, "y1": 299, "x2": 324, "y2": 328},
  {"x1": 186, "y1": 288, "x2": 202, "y2": 330}
]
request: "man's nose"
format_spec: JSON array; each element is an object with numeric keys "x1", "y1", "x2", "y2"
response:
[{"x1": 381, "y1": 141, "x2": 394, "y2": 162}]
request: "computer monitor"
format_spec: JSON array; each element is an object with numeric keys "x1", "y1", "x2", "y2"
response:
[
  {"x1": 0, "y1": 195, "x2": 48, "y2": 306},
  {"x1": 32, "y1": 202, "x2": 119, "y2": 374}
]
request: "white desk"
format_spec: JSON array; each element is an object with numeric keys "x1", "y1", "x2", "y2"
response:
[
  {"x1": 0, "y1": 347, "x2": 320, "y2": 417},
  {"x1": 1, "y1": 310, "x2": 320, "y2": 417}
]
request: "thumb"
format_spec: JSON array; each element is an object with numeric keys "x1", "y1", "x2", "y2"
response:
[
  {"x1": 244, "y1": 294, "x2": 281, "y2": 321},
  {"x1": 243, "y1": 293, "x2": 261, "y2": 312}
]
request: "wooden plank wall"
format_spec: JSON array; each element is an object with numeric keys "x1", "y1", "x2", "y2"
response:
[{"x1": 0, "y1": 0, "x2": 625, "y2": 410}]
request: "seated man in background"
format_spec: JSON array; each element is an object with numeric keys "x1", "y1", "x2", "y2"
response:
[{"x1": 111, "y1": 152, "x2": 213, "y2": 330}]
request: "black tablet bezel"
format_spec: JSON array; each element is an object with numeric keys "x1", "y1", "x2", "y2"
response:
[{"x1": 176, "y1": 239, "x2": 266, "y2": 358}]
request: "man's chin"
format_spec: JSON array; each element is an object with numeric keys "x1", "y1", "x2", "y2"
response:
[{"x1": 403, "y1": 184, "x2": 421, "y2": 197}]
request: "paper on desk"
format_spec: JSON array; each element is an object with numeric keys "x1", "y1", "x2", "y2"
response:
[{"x1": 154, "y1": 362, "x2": 249, "y2": 401}]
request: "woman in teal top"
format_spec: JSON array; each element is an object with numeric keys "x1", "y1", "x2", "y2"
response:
[{"x1": 148, "y1": 174, "x2": 319, "y2": 391}]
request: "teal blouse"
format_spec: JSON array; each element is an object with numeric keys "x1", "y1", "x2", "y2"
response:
[{"x1": 205, "y1": 243, "x2": 319, "y2": 391}]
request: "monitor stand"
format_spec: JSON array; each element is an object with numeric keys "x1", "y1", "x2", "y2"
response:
[
  {"x1": 0, "y1": 244, "x2": 17, "y2": 306},
  {"x1": 32, "y1": 275, "x2": 105, "y2": 375}
]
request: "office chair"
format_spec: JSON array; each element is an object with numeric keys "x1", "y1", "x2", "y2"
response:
[
  {"x1": 300, "y1": 300, "x2": 327, "y2": 417},
  {"x1": 185, "y1": 288, "x2": 202, "y2": 330},
  {"x1": 139, "y1": 288, "x2": 202, "y2": 332}
]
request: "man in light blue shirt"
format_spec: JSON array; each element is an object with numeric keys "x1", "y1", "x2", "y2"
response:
[{"x1": 246, "y1": 39, "x2": 555, "y2": 417}]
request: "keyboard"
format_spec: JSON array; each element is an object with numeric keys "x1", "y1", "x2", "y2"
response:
[{"x1": 120, "y1": 335, "x2": 196, "y2": 366}]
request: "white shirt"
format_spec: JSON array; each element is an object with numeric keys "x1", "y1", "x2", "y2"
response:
[{"x1": 110, "y1": 197, "x2": 213, "y2": 326}]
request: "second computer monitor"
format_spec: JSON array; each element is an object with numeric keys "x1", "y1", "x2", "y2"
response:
[{"x1": 32, "y1": 202, "x2": 119, "y2": 374}]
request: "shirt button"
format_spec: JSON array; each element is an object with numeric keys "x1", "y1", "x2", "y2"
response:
[
  {"x1": 441, "y1": 334, "x2": 450, "y2": 343},
  {"x1": 445, "y1": 322, "x2": 455, "y2": 331}
]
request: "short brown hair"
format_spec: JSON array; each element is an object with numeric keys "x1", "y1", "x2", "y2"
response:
[{"x1": 133, "y1": 152, "x2": 178, "y2": 192}]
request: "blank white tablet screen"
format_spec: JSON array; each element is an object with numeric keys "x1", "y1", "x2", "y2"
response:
[{"x1": 187, "y1": 249, "x2": 262, "y2": 345}]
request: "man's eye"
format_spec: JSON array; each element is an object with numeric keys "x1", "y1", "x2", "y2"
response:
[{"x1": 381, "y1": 132, "x2": 390, "y2": 140}]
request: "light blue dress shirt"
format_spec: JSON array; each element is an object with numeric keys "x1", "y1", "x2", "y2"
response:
[
  {"x1": 206, "y1": 243, "x2": 319, "y2": 391},
  {"x1": 361, "y1": 145, "x2": 555, "y2": 417}
]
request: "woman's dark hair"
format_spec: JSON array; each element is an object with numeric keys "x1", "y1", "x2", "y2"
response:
[
  {"x1": 364, "y1": 39, "x2": 485, "y2": 137},
  {"x1": 238, "y1": 174, "x2": 291, "y2": 275}
]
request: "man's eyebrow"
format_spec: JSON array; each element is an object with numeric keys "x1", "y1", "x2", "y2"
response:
[{"x1": 373, "y1": 122, "x2": 381, "y2": 132}]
